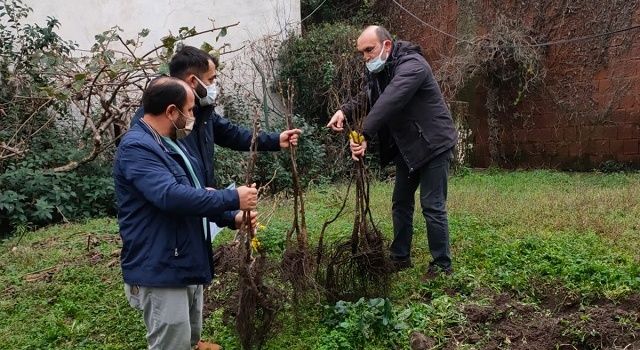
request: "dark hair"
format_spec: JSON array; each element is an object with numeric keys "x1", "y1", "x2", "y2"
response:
[
  {"x1": 375, "y1": 26, "x2": 393, "y2": 42},
  {"x1": 169, "y1": 46, "x2": 219, "y2": 79},
  {"x1": 142, "y1": 76, "x2": 187, "y2": 115}
]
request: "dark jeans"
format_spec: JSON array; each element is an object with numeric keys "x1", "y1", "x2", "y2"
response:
[{"x1": 390, "y1": 150, "x2": 452, "y2": 269}]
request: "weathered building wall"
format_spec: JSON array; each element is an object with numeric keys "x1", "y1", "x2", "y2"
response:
[
  {"x1": 382, "y1": 0, "x2": 640, "y2": 169},
  {"x1": 27, "y1": 0, "x2": 300, "y2": 52}
]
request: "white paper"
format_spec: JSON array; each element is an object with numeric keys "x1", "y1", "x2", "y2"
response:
[{"x1": 209, "y1": 182, "x2": 236, "y2": 241}]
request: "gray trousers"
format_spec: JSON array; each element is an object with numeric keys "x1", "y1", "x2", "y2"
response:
[
  {"x1": 390, "y1": 150, "x2": 452, "y2": 268},
  {"x1": 124, "y1": 283, "x2": 203, "y2": 350}
]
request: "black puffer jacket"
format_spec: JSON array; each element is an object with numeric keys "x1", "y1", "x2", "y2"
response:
[{"x1": 342, "y1": 41, "x2": 458, "y2": 172}]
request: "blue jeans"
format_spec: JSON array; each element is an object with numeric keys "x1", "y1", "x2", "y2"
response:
[{"x1": 390, "y1": 150, "x2": 452, "y2": 268}]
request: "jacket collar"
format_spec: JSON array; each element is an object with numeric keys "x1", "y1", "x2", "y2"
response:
[
  {"x1": 194, "y1": 103, "x2": 214, "y2": 126},
  {"x1": 136, "y1": 117, "x2": 171, "y2": 153}
]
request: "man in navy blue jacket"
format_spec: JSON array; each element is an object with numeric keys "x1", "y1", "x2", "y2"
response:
[
  {"x1": 128, "y1": 50, "x2": 300, "y2": 348},
  {"x1": 115, "y1": 76, "x2": 260, "y2": 349},
  {"x1": 131, "y1": 46, "x2": 301, "y2": 231}
]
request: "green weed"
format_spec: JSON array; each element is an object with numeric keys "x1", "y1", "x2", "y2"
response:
[{"x1": 2, "y1": 171, "x2": 639, "y2": 349}]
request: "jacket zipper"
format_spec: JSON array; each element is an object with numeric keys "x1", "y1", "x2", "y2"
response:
[
  {"x1": 174, "y1": 228, "x2": 180, "y2": 256},
  {"x1": 413, "y1": 121, "x2": 429, "y2": 143},
  {"x1": 391, "y1": 131, "x2": 414, "y2": 172}
]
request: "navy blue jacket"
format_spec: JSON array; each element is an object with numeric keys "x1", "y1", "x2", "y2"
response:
[
  {"x1": 131, "y1": 105, "x2": 281, "y2": 228},
  {"x1": 114, "y1": 120, "x2": 241, "y2": 287}
]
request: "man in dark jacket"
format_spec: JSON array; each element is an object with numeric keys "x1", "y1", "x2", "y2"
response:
[
  {"x1": 327, "y1": 26, "x2": 458, "y2": 278},
  {"x1": 115, "y1": 76, "x2": 259, "y2": 349},
  {"x1": 131, "y1": 46, "x2": 301, "y2": 231},
  {"x1": 131, "y1": 47, "x2": 301, "y2": 311}
]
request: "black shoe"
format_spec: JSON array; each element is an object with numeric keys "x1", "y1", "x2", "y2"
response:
[
  {"x1": 390, "y1": 258, "x2": 413, "y2": 272},
  {"x1": 421, "y1": 264, "x2": 453, "y2": 281}
]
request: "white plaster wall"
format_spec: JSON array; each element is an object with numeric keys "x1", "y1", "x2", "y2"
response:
[
  {"x1": 25, "y1": 0, "x2": 299, "y2": 121},
  {"x1": 26, "y1": 0, "x2": 300, "y2": 52}
]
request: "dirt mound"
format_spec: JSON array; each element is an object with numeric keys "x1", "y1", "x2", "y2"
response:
[{"x1": 447, "y1": 292, "x2": 639, "y2": 349}]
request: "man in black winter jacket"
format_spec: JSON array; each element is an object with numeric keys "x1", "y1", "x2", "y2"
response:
[{"x1": 327, "y1": 26, "x2": 458, "y2": 278}]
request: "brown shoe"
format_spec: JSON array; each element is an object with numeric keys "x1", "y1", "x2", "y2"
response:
[
  {"x1": 196, "y1": 340, "x2": 221, "y2": 350},
  {"x1": 421, "y1": 264, "x2": 453, "y2": 282}
]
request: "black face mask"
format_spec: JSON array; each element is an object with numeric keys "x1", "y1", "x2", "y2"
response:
[{"x1": 194, "y1": 80, "x2": 207, "y2": 99}]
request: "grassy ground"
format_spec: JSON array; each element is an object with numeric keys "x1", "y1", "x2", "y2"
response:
[{"x1": 1, "y1": 170, "x2": 639, "y2": 349}]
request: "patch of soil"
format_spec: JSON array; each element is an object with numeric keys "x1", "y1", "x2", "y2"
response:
[
  {"x1": 444, "y1": 291, "x2": 639, "y2": 350},
  {"x1": 560, "y1": 299, "x2": 640, "y2": 349},
  {"x1": 203, "y1": 242, "x2": 243, "y2": 320},
  {"x1": 534, "y1": 284, "x2": 581, "y2": 313},
  {"x1": 203, "y1": 272, "x2": 238, "y2": 321},
  {"x1": 411, "y1": 331, "x2": 437, "y2": 350},
  {"x1": 202, "y1": 253, "x2": 285, "y2": 325}
]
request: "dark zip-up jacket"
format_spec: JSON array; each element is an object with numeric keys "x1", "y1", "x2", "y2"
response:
[
  {"x1": 341, "y1": 41, "x2": 458, "y2": 171},
  {"x1": 114, "y1": 119, "x2": 241, "y2": 287}
]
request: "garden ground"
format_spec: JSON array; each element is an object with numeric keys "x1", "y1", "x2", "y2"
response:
[{"x1": 1, "y1": 170, "x2": 639, "y2": 349}]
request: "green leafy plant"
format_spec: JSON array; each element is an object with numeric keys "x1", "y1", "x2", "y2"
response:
[
  {"x1": 278, "y1": 23, "x2": 361, "y2": 125},
  {"x1": 317, "y1": 297, "x2": 409, "y2": 349},
  {"x1": 406, "y1": 295, "x2": 466, "y2": 345},
  {"x1": 0, "y1": 0, "x2": 234, "y2": 234},
  {"x1": 0, "y1": 0, "x2": 77, "y2": 167},
  {"x1": 0, "y1": 161, "x2": 115, "y2": 235}
]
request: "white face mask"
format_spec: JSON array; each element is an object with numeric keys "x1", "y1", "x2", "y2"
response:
[
  {"x1": 182, "y1": 112, "x2": 195, "y2": 134},
  {"x1": 366, "y1": 41, "x2": 390, "y2": 73},
  {"x1": 169, "y1": 109, "x2": 194, "y2": 140},
  {"x1": 194, "y1": 76, "x2": 218, "y2": 106}
]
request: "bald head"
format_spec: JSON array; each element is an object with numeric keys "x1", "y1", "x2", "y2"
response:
[
  {"x1": 359, "y1": 25, "x2": 392, "y2": 43},
  {"x1": 357, "y1": 25, "x2": 393, "y2": 63}
]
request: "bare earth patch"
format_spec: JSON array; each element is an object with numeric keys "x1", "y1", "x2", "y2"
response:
[{"x1": 446, "y1": 291, "x2": 639, "y2": 349}]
